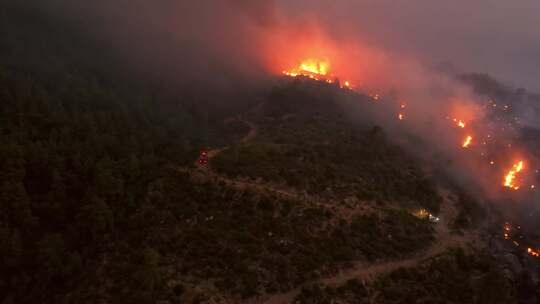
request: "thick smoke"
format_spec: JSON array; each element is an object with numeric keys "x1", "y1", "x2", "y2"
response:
[
  {"x1": 26, "y1": 0, "x2": 540, "y2": 220},
  {"x1": 28, "y1": 0, "x2": 275, "y2": 89},
  {"x1": 277, "y1": 0, "x2": 540, "y2": 91},
  {"x1": 34, "y1": 0, "x2": 540, "y2": 90},
  {"x1": 258, "y1": 0, "x2": 540, "y2": 203}
]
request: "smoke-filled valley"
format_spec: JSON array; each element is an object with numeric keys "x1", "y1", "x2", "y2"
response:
[{"x1": 2, "y1": 1, "x2": 540, "y2": 303}]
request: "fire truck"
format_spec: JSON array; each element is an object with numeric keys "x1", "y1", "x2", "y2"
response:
[{"x1": 198, "y1": 149, "x2": 209, "y2": 165}]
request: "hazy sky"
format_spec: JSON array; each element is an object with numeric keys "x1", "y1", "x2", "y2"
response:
[
  {"x1": 275, "y1": 0, "x2": 540, "y2": 90},
  {"x1": 46, "y1": 0, "x2": 539, "y2": 90}
]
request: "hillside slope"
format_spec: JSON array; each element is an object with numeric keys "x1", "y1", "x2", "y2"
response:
[{"x1": 0, "y1": 3, "x2": 523, "y2": 304}]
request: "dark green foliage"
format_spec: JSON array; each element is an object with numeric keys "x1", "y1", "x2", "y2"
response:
[
  {"x1": 325, "y1": 210, "x2": 434, "y2": 263},
  {"x1": 295, "y1": 248, "x2": 516, "y2": 304},
  {"x1": 0, "y1": 2, "x2": 256, "y2": 303},
  {"x1": 451, "y1": 191, "x2": 486, "y2": 230},
  {"x1": 296, "y1": 280, "x2": 370, "y2": 304},
  {"x1": 128, "y1": 171, "x2": 435, "y2": 298},
  {"x1": 374, "y1": 248, "x2": 514, "y2": 304},
  {"x1": 213, "y1": 96, "x2": 442, "y2": 212},
  {"x1": 0, "y1": 2, "x2": 484, "y2": 303}
]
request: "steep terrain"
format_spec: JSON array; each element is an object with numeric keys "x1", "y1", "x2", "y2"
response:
[{"x1": 0, "y1": 2, "x2": 528, "y2": 304}]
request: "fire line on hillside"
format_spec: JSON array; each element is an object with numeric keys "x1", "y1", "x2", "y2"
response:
[
  {"x1": 282, "y1": 58, "x2": 351, "y2": 89},
  {"x1": 280, "y1": 56, "x2": 537, "y2": 194}
]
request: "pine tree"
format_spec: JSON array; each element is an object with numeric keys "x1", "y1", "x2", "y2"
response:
[
  {"x1": 76, "y1": 195, "x2": 114, "y2": 242},
  {"x1": 0, "y1": 144, "x2": 36, "y2": 229}
]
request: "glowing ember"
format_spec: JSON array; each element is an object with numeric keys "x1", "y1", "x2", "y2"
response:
[
  {"x1": 370, "y1": 93, "x2": 381, "y2": 101},
  {"x1": 503, "y1": 222, "x2": 512, "y2": 240},
  {"x1": 462, "y1": 136, "x2": 473, "y2": 148},
  {"x1": 452, "y1": 118, "x2": 466, "y2": 128},
  {"x1": 413, "y1": 209, "x2": 430, "y2": 219},
  {"x1": 528, "y1": 248, "x2": 540, "y2": 257},
  {"x1": 504, "y1": 161, "x2": 524, "y2": 190}
]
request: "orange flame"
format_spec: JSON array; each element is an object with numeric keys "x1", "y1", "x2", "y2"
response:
[
  {"x1": 452, "y1": 118, "x2": 466, "y2": 128},
  {"x1": 528, "y1": 247, "x2": 540, "y2": 257},
  {"x1": 283, "y1": 58, "x2": 330, "y2": 78},
  {"x1": 462, "y1": 136, "x2": 473, "y2": 148},
  {"x1": 282, "y1": 58, "x2": 352, "y2": 88},
  {"x1": 398, "y1": 113, "x2": 405, "y2": 120},
  {"x1": 504, "y1": 161, "x2": 524, "y2": 190}
]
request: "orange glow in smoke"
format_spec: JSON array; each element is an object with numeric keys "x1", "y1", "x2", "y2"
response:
[{"x1": 261, "y1": 24, "x2": 540, "y2": 198}]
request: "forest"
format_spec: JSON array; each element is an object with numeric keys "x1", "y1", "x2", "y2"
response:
[{"x1": 0, "y1": 2, "x2": 513, "y2": 304}]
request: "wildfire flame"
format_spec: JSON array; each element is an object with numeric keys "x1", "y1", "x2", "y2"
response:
[
  {"x1": 452, "y1": 118, "x2": 466, "y2": 128},
  {"x1": 502, "y1": 222, "x2": 540, "y2": 258},
  {"x1": 282, "y1": 58, "x2": 353, "y2": 88},
  {"x1": 272, "y1": 38, "x2": 536, "y2": 197},
  {"x1": 504, "y1": 161, "x2": 524, "y2": 190},
  {"x1": 282, "y1": 58, "x2": 330, "y2": 77},
  {"x1": 528, "y1": 248, "x2": 540, "y2": 257},
  {"x1": 340, "y1": 80, "x2": 351, "y2": 89},
  {"x1": 462, "y1": 136, "x2": 473, "y2": 148},
  {"x1": 299, "y1": 58, "x2": 329, "y2": 75}
]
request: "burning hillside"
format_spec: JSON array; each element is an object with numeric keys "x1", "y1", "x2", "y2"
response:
[
  {"x1": 502, "y1": 222, "x2": 540, "y2": 258},
  {"x1": 283, "y1": 58, "x2": 329, "y2": 77},
  {"x1": 504, "y1": 160, "x2": 524, "y2": 191},
  {"x1": 277, "y1": 54, "x2": 538, "y2": 197},
  {"x1": 275, "y1": 43, "x2": 540, "y2": 261},
  {"x1": 282, "y1": 58, "x2": 351, "y2": 88}
]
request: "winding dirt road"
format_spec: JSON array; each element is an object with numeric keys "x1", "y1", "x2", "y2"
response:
[
  {"x1": 255, "y1": 191, "x2": 481, "y2": 304},
  {"x1": 194, "y1": 116, "x2": 257, "y2": 170},
  {"x1": 182, "y1": 111, "x2": 481, "y2": 304}
]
